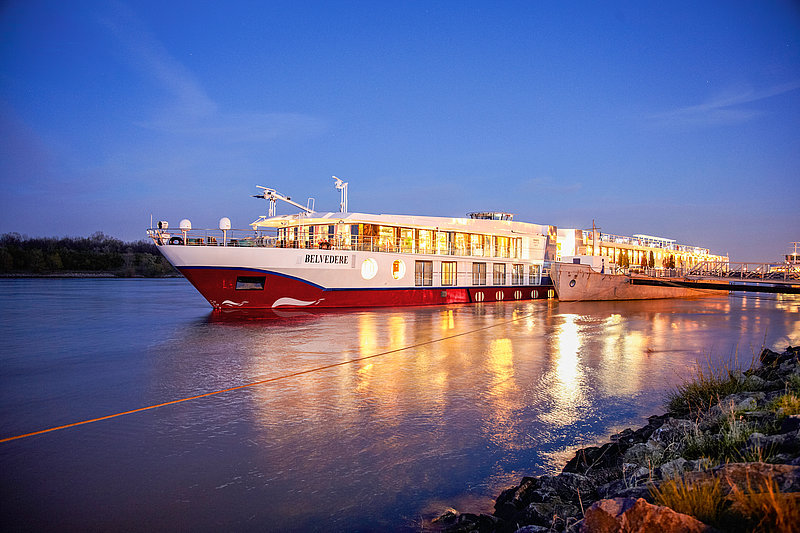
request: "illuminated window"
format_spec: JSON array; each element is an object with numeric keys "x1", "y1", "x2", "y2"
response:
[
  {"x1": 454, "y1": 233, "x2": 467, "y2": 255},
  {"x1": 378, "y1": 226, "x2": 396, "y2": 251},
  {"x1": 529, "y1": 264, "x2": 540, "y2": 285},
  {"x1": 493, "y1": 263, "x2": 506, "y2": 285},
  {"x1": 436, "y1": 232, "x2": 448, "y2": 255},
  {"x1": 495, "y1": 236, "x2": 510, "y2": 258},
  {"x1": 399, "y1": 228, "x2": 414, "y2": 253},
  {"x1": 415, "y1": 260, "x2": 433, "y2": 286},
  {"x1": 511, "y1": 264, "x2": 524, "y2": 284},
  {"x1": 361, "y1": 258, "x2": 378, "y2": 280},
  {"x1": 392, "y1": 260, "x2": 406, "y2": 280},
  {"x1": 441, "y1": 261, "x2": 456, "y2": 286},
  {"x1": 418, "y1": 230, "x2": 434, "y2": 254},
  {"x1": 470, "y1": 234, "x2": 484, "y2": 256},
  {"x1": 472, "y1": 262, "x2": 486, "y2": 285}
]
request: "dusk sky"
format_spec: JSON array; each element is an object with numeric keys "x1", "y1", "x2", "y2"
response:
[{"x1": 1, "y1": 1, "x2": 798, "y2": 261}]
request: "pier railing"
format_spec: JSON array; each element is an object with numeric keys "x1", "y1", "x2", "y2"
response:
[
  {"x1": 688, "y1": 260, "x2": 799, "y2": 281},
  {"x1": 614, "y1": 262, "x2": 799, "y2": 282}
]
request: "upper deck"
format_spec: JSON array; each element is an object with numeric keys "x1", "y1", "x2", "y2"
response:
[{"x1": 148, "y1": 210, "x2": 555, "y2": 262}]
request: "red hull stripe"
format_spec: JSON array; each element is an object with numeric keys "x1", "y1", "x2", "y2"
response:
[{"x1": 178, "y1": 266, "x2": 553, "y2": 309}]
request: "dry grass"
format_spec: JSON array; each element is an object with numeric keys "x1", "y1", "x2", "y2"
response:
[
  {"x1": 650, "y1": 475, "x2": 726, "y2": 526},
  {"x1": 667, "y1": 354, "x2": 756, "y2": 415},
  {"x1": 651, "y1": 470, "x2": 800, "y2": 532},
  {"x1": 770, "y1": 393, "x2": 800, "y2": 416},
  {"x1": 728, "y1": 475, "x2": 800, "y2": 533}
]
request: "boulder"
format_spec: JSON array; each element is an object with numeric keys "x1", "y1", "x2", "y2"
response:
[
  {"x1": 760, "y1": 347, "x2": 784, "y2": 365},
  {"x1": 781, "y1": 415, "x2": 800, "y2": 433},
  {"x1": 580, "y1": 497, "x2": 716, "y2": 533},
  {"x1": 520, "y1": 497, "x2": 581, "y2": 531},
  {"x1": 650, "y1": 418, "x2": 694, "y2": 447},
  {"x1": 747, "y1": 429, "x2": 800, "y2": 455},
  {"x1": 563, "y1": 442, "x2": 626, "y2": 474},
  {"x1": 622, "y1": 441, "x2": 666, "y2": 469},
  {"x1": 682, "y1": 462, "x2": 800, "y2": 495},
  {"x1": 658, "y1": 457, "x2": 689, "y2": 480}
]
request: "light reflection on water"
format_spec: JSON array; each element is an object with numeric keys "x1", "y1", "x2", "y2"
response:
[{"x1": 1, "y1": 280, "x2": 799, "y2": 531}]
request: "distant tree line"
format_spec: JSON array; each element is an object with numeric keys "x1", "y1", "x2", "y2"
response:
[{"x1": 0, "y1": 232, "x2": 177, "y2": 277}]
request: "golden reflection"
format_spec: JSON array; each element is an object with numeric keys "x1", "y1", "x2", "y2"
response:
[
  {"x1": 554, "y1": 315, "x2": 581, "y2": 397},
  {"x1": 539, "y1": 314, "x2": 585, "y2": 428},
  {"x1": 441, "y1": 309, "x2": 455, "y2": 331},
  {"x1": 484, "y1": 337, "x2": 523, "y2": 449}
]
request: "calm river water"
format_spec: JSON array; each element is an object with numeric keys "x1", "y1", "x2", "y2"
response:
[{"x1": 1, "y1": 279, "x2": 798, "y2": 531}]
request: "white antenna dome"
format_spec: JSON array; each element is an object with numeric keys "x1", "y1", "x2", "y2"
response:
[
  {"x1": 179, "y1": 219, "x2": 192, "y2": 230},
  {"x1": 219, "y1": 217, "x2": 231, "y2": 230}
]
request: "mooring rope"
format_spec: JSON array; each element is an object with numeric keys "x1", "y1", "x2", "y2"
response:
[{"x1": 1, "y1": 310, "x2": 537, "y2": 444}]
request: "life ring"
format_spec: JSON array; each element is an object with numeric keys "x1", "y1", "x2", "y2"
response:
[{"x1": 169, "y1": 236, "x2": 184, "y2": 245}]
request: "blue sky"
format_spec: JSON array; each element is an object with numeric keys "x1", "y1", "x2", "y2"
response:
[{"x1": 1, "y1": 1, "x2": 798, "y2": 261}]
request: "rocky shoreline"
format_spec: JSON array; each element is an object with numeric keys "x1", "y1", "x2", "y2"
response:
[{"x1": 434, "y1": 346, "x2": 800, "y2": 532}]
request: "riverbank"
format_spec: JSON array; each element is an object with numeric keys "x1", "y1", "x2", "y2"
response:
[
  {"x1": 435, "y1": 346, "x2": 800, "y2": 532},
  {"x1": 0, "y1": 232, "x2": 175, "y2": 277}
]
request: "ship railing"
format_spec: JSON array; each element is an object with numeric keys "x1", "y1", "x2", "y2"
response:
[
  {"x1": 583, "y1": 231, "x2": 711, "y2": 254},
  {"x1": 147, "y1": 228, "x2": 280, "y2": 247},
  {"x1": 147, "y1": 228, "x2": 528, "y2": 260}
]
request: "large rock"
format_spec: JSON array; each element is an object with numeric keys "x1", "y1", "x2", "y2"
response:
[
  {"x1": 580, "y1": 497, "x2": 716, "y2": 532},
  {"x1": 747, "y1": 430, "x2": 800, "y2": 455},
  {"x1": 494, "y1": 473, "x2": 596, "y2": 523},
  {"x1": 519, "y1": 497, "x2": 581, "y2": 531},
  {"x1": 649, "y1": 418, "x2": 694, "y2": 447},
  {"x1": 682, "y1": 462, "x2": 800, "y2": 495}
]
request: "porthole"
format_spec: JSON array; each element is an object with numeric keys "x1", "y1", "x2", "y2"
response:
[
  {"x1": 361, "y1": 258, "x2": 378, "y2": 280},
  {"x1": 475, "y1": 291, "x2": 484, "y2": 302},
  {"x1": 496, "y1": 291, "x2": 504, "y2": 300},
  {"x1": 392, "y1": 259, "x2": 406, "y2": 280},
  {"x1": 569, "y1": 279, "x2": 576, "y2": 287},
  {"x1": 514, "y1": 290, "x2": 522, "y2": 299}
]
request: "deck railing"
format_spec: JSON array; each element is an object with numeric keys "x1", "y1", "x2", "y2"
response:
[{"x1": 147, "y1": 228, "x2": 523, "y2": 260}]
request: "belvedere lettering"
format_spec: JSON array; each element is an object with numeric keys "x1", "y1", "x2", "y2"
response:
[{"x1": 304, "y1": 254, "x2": 349, "y2": 265}]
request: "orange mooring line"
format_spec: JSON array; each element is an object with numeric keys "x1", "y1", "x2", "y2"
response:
[{"x1": 1, "y1": 311, "x2": 534, "y2": 444}]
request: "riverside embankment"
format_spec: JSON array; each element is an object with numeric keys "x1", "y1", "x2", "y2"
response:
[{"x1": 437, "y1": 346, "x2": 800, "y2": 532}]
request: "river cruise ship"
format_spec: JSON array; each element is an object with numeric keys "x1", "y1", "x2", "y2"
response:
[{"x1": 147, "y1": 179, "x2": 557, "y2": 309}]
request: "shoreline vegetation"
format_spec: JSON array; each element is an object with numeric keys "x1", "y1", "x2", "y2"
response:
[
  {"x1": 0, "y1": 232, "x2": 177, "y2": 278},
  {"x1": 434, "y1": 346, "x2": 800, "y2": 533}
]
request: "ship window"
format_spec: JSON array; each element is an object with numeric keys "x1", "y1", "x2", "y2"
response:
[
  {"x1": 235, "y1": 276, "x2": 265, "y2": 290},
  {"x1": 529, "y1": 264, "x2": 540, "y2": 284},
  {"x1": 441, "y1": 261, "x2": 456, "y2": 286},
  {"x1": 472, "y1": 262, "x2": 486, "y2": 285},
  {"x1": 493, "y1": 263, "x2": 506, "y2": 285},
  {"x1": 415, "y1": 260, "x2": 433, "y2": 286},
  {"x1": 418, "y1": 230, "x2": 434, "y2": 254},
  {"x1": 511, "y1": 264, "x2": 524, "y2": 284}
]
